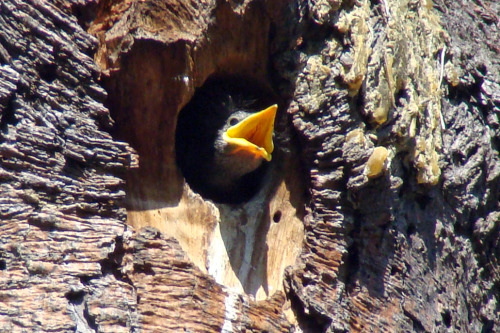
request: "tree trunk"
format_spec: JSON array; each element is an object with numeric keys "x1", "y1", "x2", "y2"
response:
[{"x1": 0, "y1": 0, "x2": 498, "y2": 332}]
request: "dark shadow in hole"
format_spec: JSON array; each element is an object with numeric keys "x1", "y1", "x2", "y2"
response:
[
  {"x1": 39, "y1": 63, "x2": 58, "y2": 83},
  {"x1": 441, "y1": 310, "x2": 452, "y2": 328},
  {"x1": 62, "y1": 157, "x2": 86, "y2": 180},
  {"x1": 175, "y1": 74, "x2": 278, "y2": 204},
  {"x1": 65, "y1": 289, "x2": 85, "y2": 304},
  {"x1": 0, "y1": 96, "x2": 17, "y2": 134},
  {"x1": 273, "y1": 210, "x2": 282, "y2": 223},
  {"x1": 70, "y1": 1, "x2": 98, "y2": 32}
]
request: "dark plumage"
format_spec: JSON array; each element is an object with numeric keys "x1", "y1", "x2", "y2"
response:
[{"x1": 175, "y1": 75, "x2": 278, "y2": 204}]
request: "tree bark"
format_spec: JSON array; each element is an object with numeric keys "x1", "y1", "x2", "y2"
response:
[{"x1": 0, "y1": 0, "x2": 498, "y2": 332}]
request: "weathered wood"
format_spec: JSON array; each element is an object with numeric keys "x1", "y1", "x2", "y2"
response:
[
  {"x1": 0, "y1": 0, "x2": 295, "y2": 331},
  {"x1": 280, "y1": 0, "x2": 500, "y2": 331},
  {"x1": 90, "y1": 0, "x2": 307, "y2": 303},
  {"x1": 0, "y1": 0, "x2": 137, "y2": 331},
  {"x1": 122, "y1": 228, "x2": 291, "y2": 332},
  {"x1": 1, "y1": 0, "x2": 499, "y2": 332}
]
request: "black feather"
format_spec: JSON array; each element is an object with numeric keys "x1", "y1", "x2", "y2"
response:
[{"x1": 175, "y1": 75, "x2": 277, "y2": 204}]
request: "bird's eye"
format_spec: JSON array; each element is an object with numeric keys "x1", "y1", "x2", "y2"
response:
[{"x1": 229, "y1": 117, "x2": 239, "y2": 126}]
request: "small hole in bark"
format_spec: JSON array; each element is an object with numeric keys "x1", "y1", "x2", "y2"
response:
[
  {"x1": 273, "y1": 210, "x2": 282, "y2": 223},
  {"x1": 395, "y1": 88, "x2": 410, "y2": 108},
  {"x1": 65, "y1": 290, "x2": 84, "y2": 303},
  {"x1": 407, "y1": 223, "x2": 416, "y2": 236},
  {"x1": 441, "y1": 310, "x2": 452, "y2": 327},
  {"x1": 134, "y1": 262, "x2": 155, "y2": 275},
  {"x1": 0, "y1": 260, "x2": 6, "y2": 270},
  {"x1": 0, "y1": 97, "x2": 17, "y2": 133},
  {"x1": 71, "y1": 1, "x2": 98, "y2": 31},
  {"x1": 62, "y1": 157, "x2": 86, "y2": 180},
  {"x1": 415, "y1": 193, "x2": 432, "y2": 210},
  {"x1": 39, "y1": 63, "x2": 58, "y2": 83},
  {"x1": 481, "y1": 319, "x2": 494, "y2": 333},
  {"x1": 79, "y1": 275, "x2": 95, "y2": 284}
]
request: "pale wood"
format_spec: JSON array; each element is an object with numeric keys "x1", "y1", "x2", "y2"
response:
[{"x1": 0, "y1": 0, "x2": 499, "y2": 332}]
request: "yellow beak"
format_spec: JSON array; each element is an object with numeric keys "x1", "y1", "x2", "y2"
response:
[{"x1": 223, "y1": 104, "x2": 278, "y2": 161}]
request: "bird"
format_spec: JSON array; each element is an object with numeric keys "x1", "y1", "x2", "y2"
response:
[{"x1": 175, "y1": 75, "x2": 278, "y2": 204}]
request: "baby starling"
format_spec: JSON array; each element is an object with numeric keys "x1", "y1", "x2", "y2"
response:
[{"x1": 175, "y1": 75, "x2": 278, "y2": 204}]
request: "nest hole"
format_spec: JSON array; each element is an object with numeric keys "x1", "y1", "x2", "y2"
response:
[
  {"x1": 273, "y1": 210, "x2": 282, "y2": 223},
  {"x1": 98, "y1": 1, "x2": 307, "y2": 299},
  {"x1": 175, "y1": 74, "x2": 279, "y2": 204}
]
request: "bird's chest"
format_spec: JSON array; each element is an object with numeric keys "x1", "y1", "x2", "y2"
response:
[{"x1": 208, "y1": 151, "x2": 264, "y2": 189}]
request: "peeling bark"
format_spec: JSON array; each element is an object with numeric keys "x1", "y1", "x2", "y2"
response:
[
  {"x1": 0, "y1": 0, "x2": 136, "y2": 331},
  {"x1": 0, "y1": 0, "x2": 499, "y2": 332}
]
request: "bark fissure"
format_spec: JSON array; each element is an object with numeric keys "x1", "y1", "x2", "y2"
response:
[{"x1": 0, "y1": 0, "x2": 498, "y2": 331}]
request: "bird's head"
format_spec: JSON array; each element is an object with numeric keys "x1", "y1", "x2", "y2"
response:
[
  {"x1": 175, "y1": 75, "x2": 279, "y2": 203},
  {"x1": 219, "y1": 104, "x2": 277, "y2": 162},
  {"x1": 212, "y1": 104, "x2": 277, "y2": 181}
]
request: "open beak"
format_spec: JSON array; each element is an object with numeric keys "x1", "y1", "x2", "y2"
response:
[{"x1": 223, "y1": 104, "x2": 278, "y2": 161}]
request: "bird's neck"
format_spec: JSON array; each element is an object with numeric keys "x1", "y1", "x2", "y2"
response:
[{"x1": 208, "y1": 151, "x2": 264, "y2": 190}]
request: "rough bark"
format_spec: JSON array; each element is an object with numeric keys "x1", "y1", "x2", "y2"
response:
[
  {"x1": 0, "y1": 0, "x2": 499, "y2": 332},
  {"x1": 0, "y1": 0, "x2": 136, "y2": 331}
]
